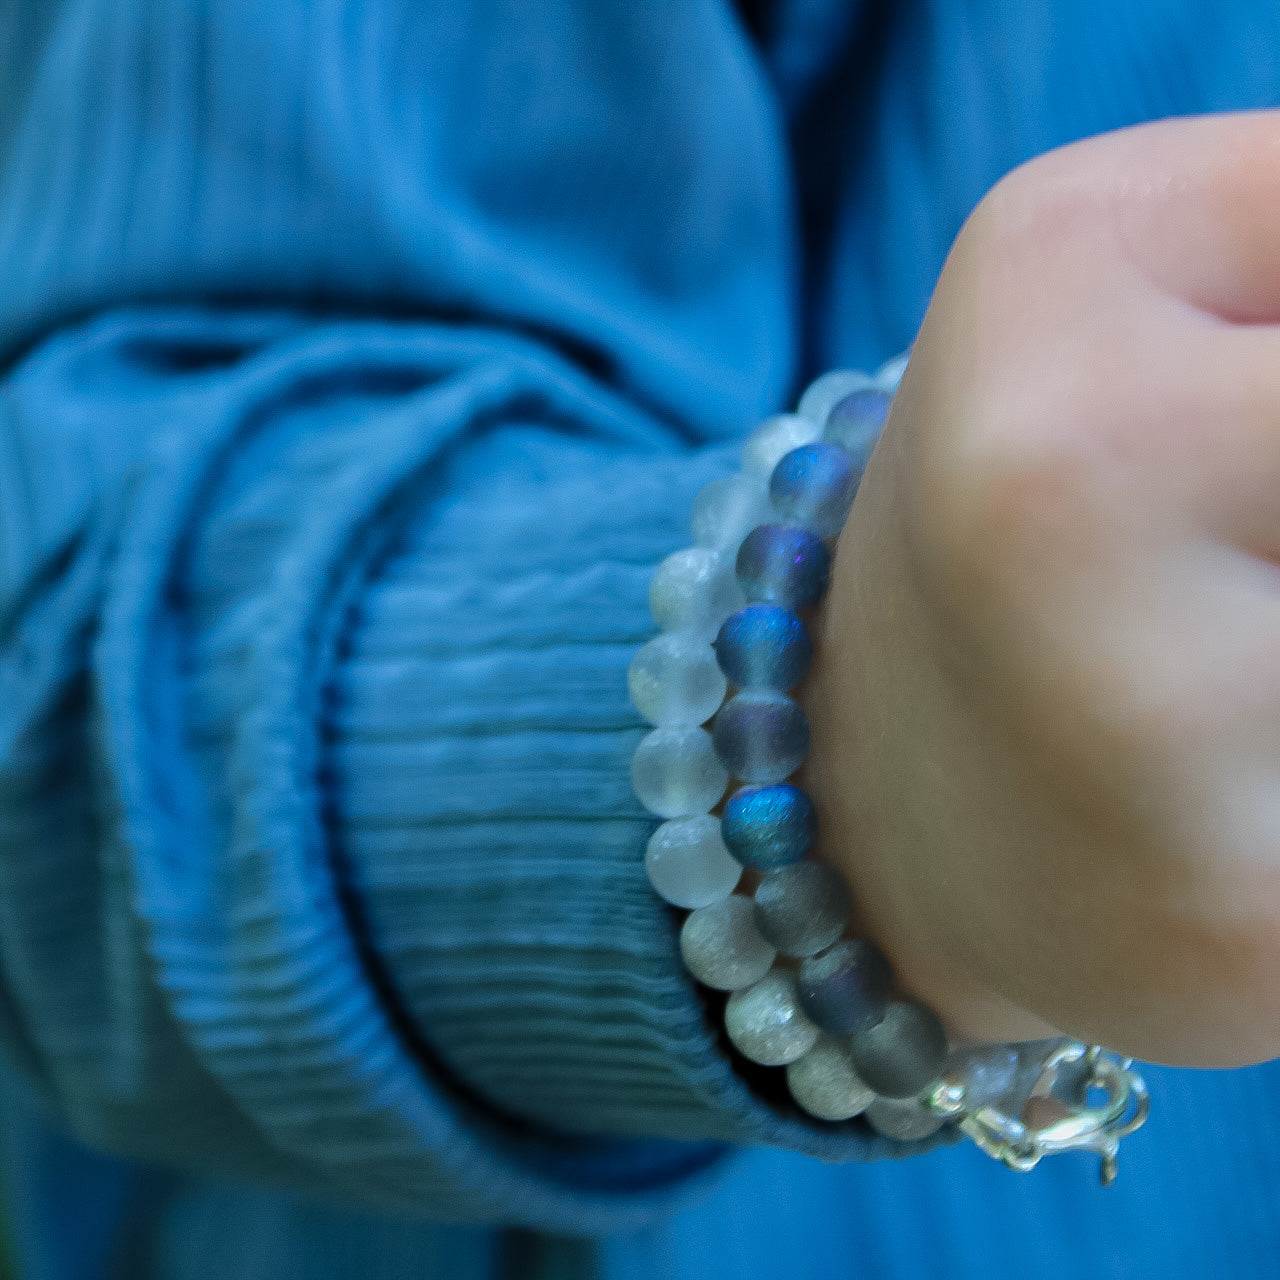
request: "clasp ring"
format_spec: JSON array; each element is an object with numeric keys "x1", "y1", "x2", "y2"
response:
[{"x1": 926, "y1": 1042, "x2": 1149, "y2": 1185}]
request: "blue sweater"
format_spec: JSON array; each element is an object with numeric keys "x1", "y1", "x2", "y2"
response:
[{"x1": 3, "y1": 1, "x2": 1280, "y2": 1276}]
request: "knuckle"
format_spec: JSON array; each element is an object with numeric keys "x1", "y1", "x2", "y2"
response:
[
  {"x1": 965, "y1": 145, "x2": 1113, "y2": 272},
  {"x1": 911, "y1": 382, "x2": 1101, "y2": 611},
  {"x1": 909, "y1": 153, "x2": 1132, "y2": 611}
]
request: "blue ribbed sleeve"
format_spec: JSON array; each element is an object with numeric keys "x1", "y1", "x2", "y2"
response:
[
  {"x1": 10, "y1": 0, "x2": 1280, "y2": 1270},
  {"x1": 0, "y1": 0, "x2": 824, "y2": 1230},
  {"x1": 0, "y1": 304, "x2": 944, "y2": 1233}
]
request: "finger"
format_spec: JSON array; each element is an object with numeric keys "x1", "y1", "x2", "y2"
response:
[
  {"x1": 1163, "y1": 320, "x2": 1280, "y2": 550},
  {"x1": 1082, "y1": 110, "x2": 1280, "y2": 326}
]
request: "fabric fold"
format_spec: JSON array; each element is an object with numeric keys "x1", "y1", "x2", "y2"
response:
[{"x1": 0, "y1": 306, "x2": 939, "y2": 1237}]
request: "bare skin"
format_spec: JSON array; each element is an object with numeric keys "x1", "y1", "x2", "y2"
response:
[{"x1": 804, "y1": 111, "x2": 1280, "y2": 1068}]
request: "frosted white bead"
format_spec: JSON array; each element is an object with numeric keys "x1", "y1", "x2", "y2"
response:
[
  {"x1": 725, "y1": 969, "x2": 820, "y2": 1065},
  {"x1": 943, "y1": 1044, "x2": 1021, "y2": 1111},
  {"x1": 649, "y1": 547, "x2": 743, "y2": 640},
  {"x1": 874, "y1": 351, "x2": 910, "y2": 392},
  {"x1": 628, "y1": 632, "x2": 727, "y2": 727},
  {"x1": 946, "y1": 1038, "x2": 1073, "y2": 1117},
  {"x1": 680, "y1": 895, "x2": 776, "y2": 990},
  {"x1": 690, "y1": 473, "x2": 773, "y2": 553},
  {"x1": 787, "y1": 1035, "x2": 876, "y2": 1121},
  {"x1": 645, "y1": 816, "x2": 741, "y2": 909},
  {"x1": 740, "y1": 414, "x2": 820, "y2": 477},
  {"x1": 631, "y1": 727, "x2": 728, "y2": 818},
  {"x1": 796, "y1": 370, "x2": 874, "y2": 427},
  {"x1": 865, "y1": 1096, "x2": 947, "y2": 1142}
]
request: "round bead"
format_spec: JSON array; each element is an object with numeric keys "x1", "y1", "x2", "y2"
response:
[
  {"x1": 850, "y1": 1001, "x2": 948, "y2": 1099},
  {"x1": 735, "y1": 524, "x2": 831, "y2": 611},
  {"x1": 725, "y1": 969, "x2": 820, "y2": 1066},
  {"x1": 769, "y1": 443, "x2": 859, "y2": 539},
  {"x1": 941, "y1": 1044, "x2": 1022, "y2": 1112},
  {"x1": 822, "y1": 388, "x2": 891, "y2": 473},
  {"x1": 649, "y1": 547, "x2": 743, "y2": 640},
  {"x1": 714, "y1": 605, "x2": 812, "y2": 692},
  {"x1": 645, "y1": 816, "x2": 741, "y2": 909},
  {"x1": 753, "y1": 861, "x2": 849, "y2": 957},
  {"x1": 954, "y1": 1038, "x2": 1078, "y2": 1117},
  {"x1": 741, "y1": 413, "x2": 821, "y2": 477},
  {"x1": 720, "y1": 784, "x2": 816, "y2": 869},
  {"x1": 712, "y1": 691, "x2": 808, "y2": 784},
  {"x1": 628, "y1": 633, "x2": 727, "y2": 727},
  {"x1": 797, "y1": 939, "x2": 893, "y2": 1036},
  {"x1": 630, "y1": 727, "x2": 728, "y2": 818},
  {"x1": 797, "y1": 370, "x2": 874, "y2": 426},
  {"x1": 787, "y1": 1035, "x2": 876, "y2": 1120},
  {"x1": 875, "y1": 351, "x2": 909, "y2": 392},
  {"x1": 865, "y1": 1096, "x2": 947, "y2": 1142},
  {"x1": 691, "y1": 474, "x2": 773, "y2": 553},
  {"x1": 680, "y1": 895, "x2": 776, "y2": 991}
]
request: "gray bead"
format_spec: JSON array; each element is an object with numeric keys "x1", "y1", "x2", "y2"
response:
[
  {"x1": 754, "y1": 862, "x2": 849, "y2": 958},
  {"x1": 797, "y1": 939, "x2": 893, "y2": 1035},
  {"x1": 724, "y1": 969, "x2": 819, "y2": 1066},
  {"x1": 865, "y1": 1096, "x2": 947, "y2": 1142},
  {"x1": 786, "y1": 1035, "x2": 875, "y2": 1121},
  {"x1": 712, "y1": 691, "x2": 808, "y2": 784},
  {"x1": 679, "y1": 895, "x2": 776, "y2": 991},
  {"x1": 850, "y1": 1001, "x2": 948, "y2": 1099}
]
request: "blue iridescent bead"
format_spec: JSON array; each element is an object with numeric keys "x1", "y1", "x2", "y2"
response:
[
  {"x1": 823, "y1": 388, "x2": 891, "y2": 472},
  {"x1": 720, "y1": 784, "x2": 815, "y2": 869},
  {"x1": 735, "y1": 524, "x2": 831, "y2": 611},
  {"x1": 714, "y1": 604, "x2": 812, "y2": 691},
  {"x1": 713, "y1": 691, "x2": 809, "y2": 783},
  {"x1": 769, "y1": 443, "x2": 859, "y2": 539},
  {"x1": 797, "y1": 370, "x2": 873, "y2": 426}
]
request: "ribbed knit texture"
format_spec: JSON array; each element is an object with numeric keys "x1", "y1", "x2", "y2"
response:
[
  {"x1": 2, "y1": 0, "x2": 1280, "y2": 1277},
  {"x1": 0, "y1": 298, "x2": 926, "y2": 1240},
  {"x1": 324, "y1": 380, "x2": 926, "y2": 1160}
]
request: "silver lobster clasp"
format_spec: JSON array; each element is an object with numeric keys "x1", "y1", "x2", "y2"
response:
[{"x1": 925, "y1": 1041, "x2": 1149, "y2": 1185}]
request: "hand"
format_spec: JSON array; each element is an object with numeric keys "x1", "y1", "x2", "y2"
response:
[{"x1": 804, "y1": 111, "x2": 1280, "y2": 1068}]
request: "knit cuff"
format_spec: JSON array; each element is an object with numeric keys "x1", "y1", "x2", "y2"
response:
[
  {"x1": 331, "y1": 410, "x2": 952, "y2": 1169},
  {"x1": 60, "y1": 307, "x2": 945, "y2": 1235}
]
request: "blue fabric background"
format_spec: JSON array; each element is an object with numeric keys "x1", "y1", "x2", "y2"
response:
[{"x1": 2, "y1": 0, "x2": 1280, "y2": 1275}]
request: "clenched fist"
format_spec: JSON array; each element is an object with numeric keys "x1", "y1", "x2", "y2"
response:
[{"x1": 805, "y1": 112, "x2": 1280, "y2": 1068}]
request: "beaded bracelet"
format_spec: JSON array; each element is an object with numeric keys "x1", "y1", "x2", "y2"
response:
[{"x1": 628, "y1": 360, "x2": 1149, "y2": 1183}]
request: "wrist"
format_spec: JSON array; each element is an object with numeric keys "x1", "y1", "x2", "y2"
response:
[
  {"x1": 629, "y1": 357, "x2": 1148, "y2": 1178},
  {"x1": 800, "y1": 385, "x2": 1063, "y2": 1047}
]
